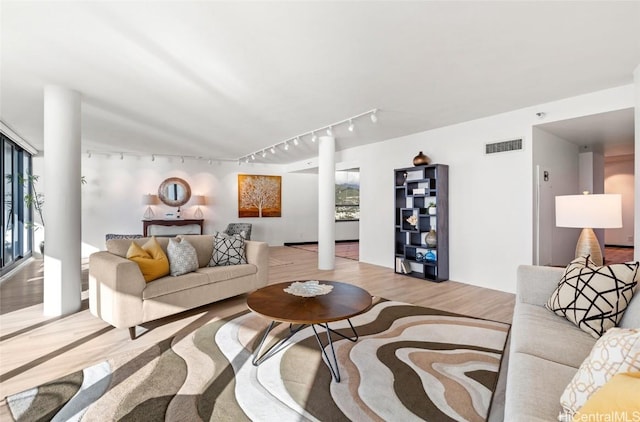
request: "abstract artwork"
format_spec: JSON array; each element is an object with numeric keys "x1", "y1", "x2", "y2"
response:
[{"x1": 238, "y1": 174, "x2": 281, "y2": 218}]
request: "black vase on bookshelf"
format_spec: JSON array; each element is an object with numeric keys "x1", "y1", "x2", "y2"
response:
[{"x1": 394, "y1": 164, "x2": 449, "y2": 282}]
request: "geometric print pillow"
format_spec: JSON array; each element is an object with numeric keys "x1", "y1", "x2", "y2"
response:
[
  {"x1": 167, "y1": 237, "x2": 199, "y2": 276},
  {"x1": 546, "y1": 256, "x2": 639, "y2": 338},
  {"x1": 559, "y1": 328, "x2": 640, "y2": 416},
  {"x1": 209, "y1": 232, "x2": 247, "y2": 267}
]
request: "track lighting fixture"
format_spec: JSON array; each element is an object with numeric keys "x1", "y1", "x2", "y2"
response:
[
  {"x1": 251, "y1": 154, "x2": 255, "y2": 160},
  {"x1": 208, "y1": 159, "x2": 213, "y2": 165},
  {"x1": 181, "y1": 156, "x2": 185, "y2": 164},
  {"x1": 120, "y1": 152, "x2": 124, "y2": 160},
  {"x1": 151, "y1": 154, "x2": 155, "y2": 162},
  {"x1": 87, "y1": 151, "x2": 92, "y2": 158},
  {"x1": 239, "y1": 108, "x2": 379, "y2": 163}
]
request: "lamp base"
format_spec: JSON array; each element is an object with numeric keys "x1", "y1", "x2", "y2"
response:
[
  {"x1": 194, "y1": 207, "x2": 203, "y2": 219},
  {"x1": 575, "y1": 227, "x2": 603, "y2": 266},
  {"x1": 143, "y1": 206, "x2": 154, "y2": 220}
]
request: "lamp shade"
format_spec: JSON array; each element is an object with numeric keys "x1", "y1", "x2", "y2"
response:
[
  {"x1": 191, "y1": 195, "x2": 205, "y2": 206},
  {"x1": 142, "y1": 194, "x2": 158, "y2": 205},
  {"x1": 555, "y1": 194, "x2": 622, "y2": 229}
]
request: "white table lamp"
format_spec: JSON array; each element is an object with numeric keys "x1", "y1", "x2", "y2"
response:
[
  {"x1": 191, "y1": 195, "x2": 205, "y2": 219},
  {"x1": 142, "y1": 194, "x2": 159, "y2": 219},
  {"x1": 555, "y1": 193, "x2": 622, "y2": 266}
]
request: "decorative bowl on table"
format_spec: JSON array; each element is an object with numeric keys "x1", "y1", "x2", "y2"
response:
[{"x1": 284, "y1": 280, "x2": 333, "y2": 297}]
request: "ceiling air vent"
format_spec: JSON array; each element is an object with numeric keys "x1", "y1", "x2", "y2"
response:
[{"x1": 485, "y1": 138, "x2": 523, "y2": 155}]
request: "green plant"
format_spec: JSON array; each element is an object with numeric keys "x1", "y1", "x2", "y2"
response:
[
  {"x1": 18, "y1": 174, "x2": 45, "y2": 230},
  {"x1": 17, "y1": 174, "x2": 86, "y2": 230},
  {"x1": 428, "y1": 202, "x2": 436, "y2": 208}
]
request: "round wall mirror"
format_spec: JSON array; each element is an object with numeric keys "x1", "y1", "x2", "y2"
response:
[{"x1": 158, "y1": 177, "x2": 191, "y2": 207}]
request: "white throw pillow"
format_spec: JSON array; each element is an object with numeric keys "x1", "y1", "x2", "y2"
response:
[
  {"x1": 546, "y1": 256, "x2": 639, "y2": 338},
  {"x1": 209, "y1": 232, "x2": 247, "y2": 266},
  {"x1": 560, "y1": 328, "x2": 640, "y2": 416},
  {"x1": 167, "y1": 237, "x2": 199, "y2": 276}
]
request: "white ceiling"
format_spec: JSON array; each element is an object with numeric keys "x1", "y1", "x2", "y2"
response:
[
  {"x1": 1, "y1": 1, "x2": 639, "y2": 164},
  {"x1": 536, "y1": 108, "x2": 635, "y2": 157}
]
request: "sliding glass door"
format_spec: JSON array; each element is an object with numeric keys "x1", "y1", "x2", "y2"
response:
[{"x1": 1, "y1": 133, "x2": 33, "y2": 273}]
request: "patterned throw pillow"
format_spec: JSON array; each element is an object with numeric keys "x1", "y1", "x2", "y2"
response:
[
  {"x1": 209, "y1": 232, "x2": 247, "y2": 266},
  {"x1": 560, "y1": 328, "x2": 640, "y2": 416},
  {"x1": 126, "y1": 237, "x2": 170, "y2": 282},
  {"x1": 546, "y1": 256, "x2": 639, "y2": 338},
  {"x1": 167, "y1": 237, "x2": 199, "y2": 276}
]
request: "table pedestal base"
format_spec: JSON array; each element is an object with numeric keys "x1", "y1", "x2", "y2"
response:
[{"x1": 252, "y1": 319, "x2": 359, "y2": 382}]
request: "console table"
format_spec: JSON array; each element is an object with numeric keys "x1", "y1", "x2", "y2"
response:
[{"x1": 142, "y1": 219, "x2": 204, "y2": 237}]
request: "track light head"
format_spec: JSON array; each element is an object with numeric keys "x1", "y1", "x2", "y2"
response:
[
  {"x1": 181, "y1": 156, "x2": 185, "y2": 164},
  {"x1": 348, "y1": 119, "x2": 354, "y2": 132},
  {"x1": 326, "y1": 126, "x2": 333, "y2": 136},
  {"x1": 284, "y1": 141, "x2": 289, "y2": 151},
  {"x1": 370, "y1": 109, "x2": 378, "y2": 123},
  {"x1": 246, "y1": 157, "x2": 250, "y2": 163},
  {"x1": 262, "y1": 150, "x2": 267, "y2": 158},
  {"x1": 311, "y1": 132, "x2": 317, "y2": 143},
  {"x1": 293, "y1": 137, "x2": 299, "y2": 146},
  {"x1": 151, "y1": 154, "x2": 155, "y2": 162},
  {"x1": 208, "y1": 158, "x2": 212, "y2": 165},
  {"x1": 120, "y1": 152, "x2": 124, "y2": 160},
  {"x1": 251, "y1": 154, "x2": 255, "y2": 160}
]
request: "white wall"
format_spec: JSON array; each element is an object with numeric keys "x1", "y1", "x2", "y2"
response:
[
  {"x1": 532, "y1": 127, "x2": 580, "y2": 267},
  {"x1": 77, "y1": 156, "x2": 319, "y2": 256},
  {"x1": 605, "y1": 155, "x2": 635, "y2": 246}
]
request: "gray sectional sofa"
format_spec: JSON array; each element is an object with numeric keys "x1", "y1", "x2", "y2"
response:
[
  {"x1": 504, "y1": 265, "x2": 640, "y2": 421},
  {"x1": 89, "y1": 234, "x2": 269, "y2": 339}
]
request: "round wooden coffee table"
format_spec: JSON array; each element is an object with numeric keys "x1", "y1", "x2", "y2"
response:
[{"x1": 247, "y1": 280, "x2": 372, "y2": 382}]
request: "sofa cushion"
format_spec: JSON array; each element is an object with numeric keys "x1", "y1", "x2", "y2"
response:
[
  {"x1": 108, "y1": 236, "x2": 170, "y2": 258},
  {"x1": 142, "y1": 271, "x2": 210, "y2": 300},
  {"x1": 572, "y1": 372, "x2": 640, "y2": 420},
  {"x1": 510, "y1": 302, "x2": 596, "y2": 368},
  {"x1": 209, "y1": 232, "x2": 247, "y2": 266},
  {"x1": 560, "y1": 328, "x2": 640, "y2": 416},
  {"x1": 546, "y1": 257, "x2": 639, "y2": 338},
  {"x1": 167, "y1": 237, "x2": 199, "y2": 276},
  {"x1": 196, "y1": 264, "x2": 256, "y2": 284},
  {"x1": 178, "y1": 234, "x2": 214, "y2": 268},
  {"x1": 126, "y1": 237, "x2": 170, "y2": 282},
  {"x1": 620, "y1": 289, "x2": 640, "y2": 328},
  {"x1": 504, "y1": 352, "x2": 577, "y2": 422}
]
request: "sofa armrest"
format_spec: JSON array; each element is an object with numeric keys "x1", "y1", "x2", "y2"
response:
[
  {"x1": 516, "y1": 265, "x2": 564, "y2": 307},
  {"x1": 244, "y1": 240, "x2": 269, "y2": 287},
  {"x1": 89, "y1": 251, "x2": 146, "y2": 329}
]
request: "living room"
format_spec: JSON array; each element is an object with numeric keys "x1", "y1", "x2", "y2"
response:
[{"x1": 1, "y1": 1, "x2": 639, "y2": 421}]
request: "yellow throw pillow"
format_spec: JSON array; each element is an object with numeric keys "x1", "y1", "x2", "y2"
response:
[
  {"x1": 573, "y1": 372, "x2": 640, "y2": 422},
  {"x1": 126, "y1": 237, "x2": 170, "y2": 282}
]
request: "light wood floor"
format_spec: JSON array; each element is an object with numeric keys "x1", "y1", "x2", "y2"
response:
[{"x1": 0, "y1": 246, "x2": 515, "y2": 409}]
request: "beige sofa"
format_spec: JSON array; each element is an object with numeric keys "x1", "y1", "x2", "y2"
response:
[
  {"x1": 89, "y1": 234, "x2": 269, "y2": 339},
  {"x1": 504, "y1": 265, "x2": 640, "y2": 421}
]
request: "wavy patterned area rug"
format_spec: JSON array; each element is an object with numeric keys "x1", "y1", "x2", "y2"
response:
[{"x1": 6, "y1": 300, "x2": 509, "y2": 421}]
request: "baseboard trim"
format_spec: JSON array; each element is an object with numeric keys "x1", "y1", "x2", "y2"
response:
[{"x1": 284, "y1": 240, "x2": 359, "y2": 246}]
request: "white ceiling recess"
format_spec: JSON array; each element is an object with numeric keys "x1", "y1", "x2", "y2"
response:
[{"x1": 1, "y1": 1, "x2": 639, "y2": 164}]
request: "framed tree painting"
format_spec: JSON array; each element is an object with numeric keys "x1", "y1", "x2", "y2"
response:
[{"x1": 238, "y1": 174, "x2": 282, "y2": 217}]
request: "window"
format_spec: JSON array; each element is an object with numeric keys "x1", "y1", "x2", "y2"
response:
[
  {"x1": 1, "y1": 132, "x2": 33, "y2": 273},
  {"x1": 335, "y1": 169, "x2": 359, "y2": 221}
]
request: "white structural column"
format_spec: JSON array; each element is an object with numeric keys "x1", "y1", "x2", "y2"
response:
[
  {"x1": 318, "y1": 135, "x2": 336, "y2": 269},
  {"x1": 43, "y1": 85, "x2": 82, "y2": 316},
  {"x1": 635, "y1": 65, "x2": 640, "y2": 261}
]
